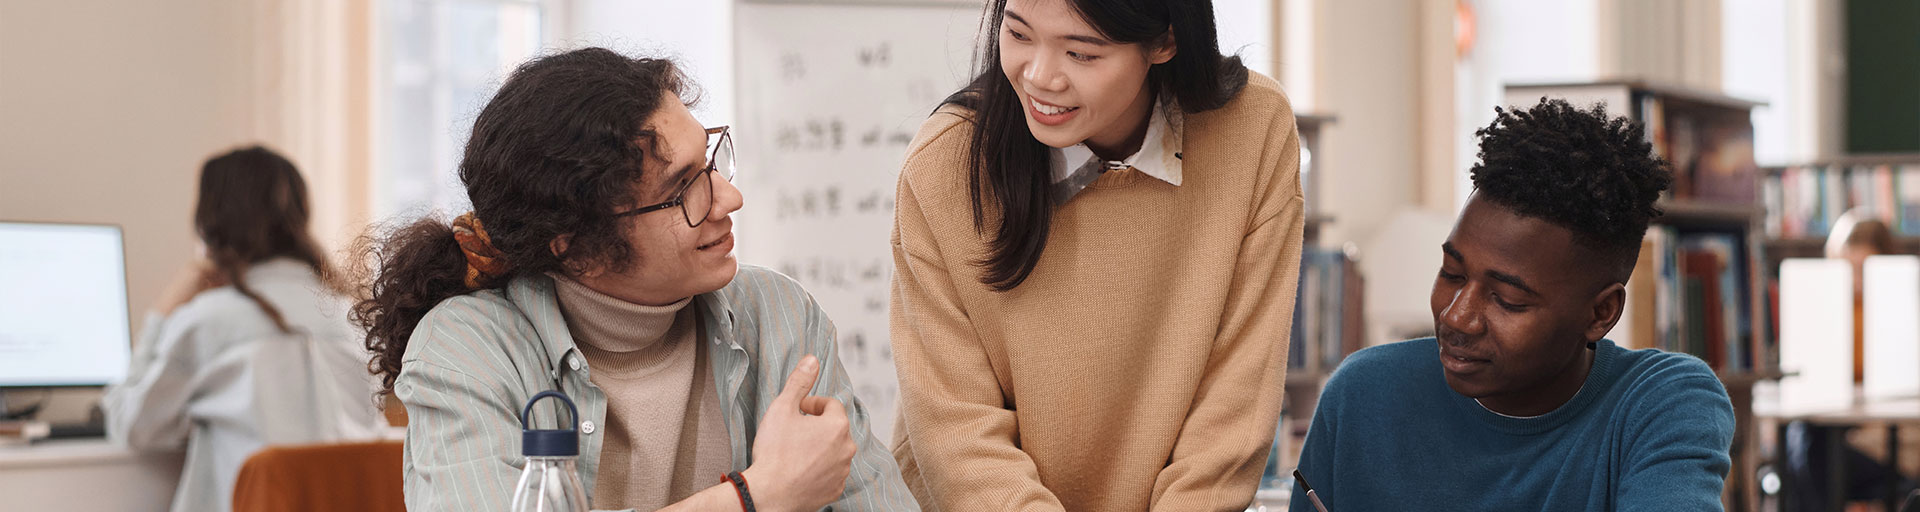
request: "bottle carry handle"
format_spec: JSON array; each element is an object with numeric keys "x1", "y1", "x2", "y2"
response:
[
  {"x1": 519, "y1": 390, "x2": 579, "y2": 433},
  {"x1": 517, "y1": 391, "x2": 581, "y2": 457}
]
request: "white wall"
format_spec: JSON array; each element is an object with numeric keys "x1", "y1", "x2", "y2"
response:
[
  {"x1": 563, "y1": 0, "x2": 735, "y2": 126},
  {"x1": 1214, "y1": 0, "x2": 1275, "y2": 80},
  {"x1": 558, "y1": 0, "x2": 1270, "y2": 132},
  {"x1": 1722, "y1": 0, "x2": 1793, "y2": 166},
  {"x1": 1454, "y1": 0, "x2": 1601, "y2": 209}
]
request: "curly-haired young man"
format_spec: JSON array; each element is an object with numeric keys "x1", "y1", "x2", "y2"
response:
[{"x1": 1289, "y1": 99, "x2": 1735, "y2": 511}]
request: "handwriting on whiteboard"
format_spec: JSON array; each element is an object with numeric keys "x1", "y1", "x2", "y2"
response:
[{"x1": 735, "y1": 2, "x2": 978, "y2": 441}]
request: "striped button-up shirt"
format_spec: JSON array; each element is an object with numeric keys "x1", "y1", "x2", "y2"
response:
[{"x1": 395, "y1": 265, "x2": 916, "y2": 511}]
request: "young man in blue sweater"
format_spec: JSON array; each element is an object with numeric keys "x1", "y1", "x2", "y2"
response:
[{"x1": 1291, "y1": 98, "x2": 1736, "y2": 511}]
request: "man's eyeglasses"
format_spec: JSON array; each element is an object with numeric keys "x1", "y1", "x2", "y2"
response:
[{"x1": 615, "y1": 126, "x2": 735, "y2": 228}]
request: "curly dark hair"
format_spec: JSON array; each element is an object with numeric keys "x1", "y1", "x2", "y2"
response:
[
  {"x1": 1470, "y1": 97, "x2": 1673, "y2": 282},
  {"x1": 354, "y1": 47, "x2": 691, "y2": 396}
]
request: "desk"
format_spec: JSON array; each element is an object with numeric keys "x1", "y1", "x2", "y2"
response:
[
  {"x1": 0, "y1": 439, "x2": 185, "y2": 511},
  {"x1": 1755, "y1": 392, "x2": 1920, "y2": 512}
]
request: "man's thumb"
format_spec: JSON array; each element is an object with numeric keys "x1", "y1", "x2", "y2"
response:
[{"x1": 774, "y1": 355, "x2": 822, "y2": 409}]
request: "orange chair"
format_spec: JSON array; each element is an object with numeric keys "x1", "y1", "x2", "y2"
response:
[{"x1": 232, "y1": 440, "x2": 406, "y2": 512}]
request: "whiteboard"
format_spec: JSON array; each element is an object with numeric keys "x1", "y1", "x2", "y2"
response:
[{"x1": 733, "y1": 1, "x2": 980, "y2": 440}]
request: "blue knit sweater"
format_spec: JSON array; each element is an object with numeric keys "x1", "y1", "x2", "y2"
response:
[{"x1": 1290, "y1": 338, "x2": 1734, "y2": 511}]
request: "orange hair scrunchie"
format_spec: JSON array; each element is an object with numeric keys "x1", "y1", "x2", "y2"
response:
[{"x1": 452, "y1": 212, "x2": 510, "y2": 289}]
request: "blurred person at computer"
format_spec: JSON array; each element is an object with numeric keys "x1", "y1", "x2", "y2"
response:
[
  {"x1": 103, "y1": 146, "x2": 386, "y2": 512},
  {"x1": 1780, "y1": 211, "x2": 1918, "y2": 511}
]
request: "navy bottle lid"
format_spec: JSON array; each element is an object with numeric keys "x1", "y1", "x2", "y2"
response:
[{"x1": 519, "y1": 390, "x2": 580, "y2": 457}]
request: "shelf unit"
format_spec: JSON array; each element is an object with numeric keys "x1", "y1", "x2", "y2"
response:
[
  {"x1": 1297, "y1": 114, "x2": 1336, "y2": 246},
  {"x1": 1272, "y1": 113, "x2": 1367, "y2": 479},
  {"x1": 1758, "y1": 154, "x2": 1920, "y2": 260},
  {"x1": 1507, "y1": 80, "x2": 1773, "y2": 511},
  {"x1": 1760, "y1": 155, "x2": 1920, "y2": 237}
]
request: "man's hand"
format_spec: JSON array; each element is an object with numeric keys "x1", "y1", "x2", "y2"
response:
[{"x1": 741, "y1": 355, "x2": 856, "y2": 512}]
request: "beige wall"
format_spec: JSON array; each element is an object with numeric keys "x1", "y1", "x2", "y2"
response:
[
  {"x1": 0, "y1": 0, "x2": 371, "y2": 331},
  {"x1": 1, "y1": 0, "x2": 261, "y2": 323},
  {"x1": 1313, "y1": 0, "x2": 1421, "y2": 248}
]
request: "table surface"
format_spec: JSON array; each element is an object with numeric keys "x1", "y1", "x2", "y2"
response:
[
  {"x1": 0, "y1": 438, "x2": 179, "y2": 468},
  {"x1": 1753, "y1": 390, "x2": 1920, "y2": 425}
]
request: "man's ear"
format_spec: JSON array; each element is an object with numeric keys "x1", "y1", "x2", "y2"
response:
[
  {"x1": 1148, "y1": 28, "x2": 1176, "y2": 65},
  {"x1": 550, "y1": 234, "x2": 601, "y2": 278},
  {"x1": 1585, "y1": 282, "x2": 1626, "y2": 342}
]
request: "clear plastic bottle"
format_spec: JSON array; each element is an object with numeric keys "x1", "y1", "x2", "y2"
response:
[{"x1": 509, "y1": 390, "x2": 591, "y2": 512}]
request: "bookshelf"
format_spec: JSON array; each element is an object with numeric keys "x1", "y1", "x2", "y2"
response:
[
  {"x1": 1507, "y1": 80, "x2": 1772, "y2": 511},
  {"x1": 1760, "y1": 154, "x2": 1920, "y2": 239},
  {"x1": 1758, "y1": 154, "x2": 1920, "y2": 266},
  {"x1": 1298, "y1": 113, "x2": 1336, "y2": 245},
  {"x1": 1506, "y1": 81, "x2": 1776, "y2": 374},
  {"x1": 1270, "y1": 113, "x2": 1368, "y2": 479},
  {"x1": 1754, "y1": 155, "x2": 1920, "y2": 512}
]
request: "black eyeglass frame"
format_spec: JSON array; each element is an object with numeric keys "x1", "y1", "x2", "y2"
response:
[{"x1": 614, "y1": 126, "x2": 733, "y2": 228}]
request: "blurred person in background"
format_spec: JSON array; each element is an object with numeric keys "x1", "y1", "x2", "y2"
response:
[
  {"x1": 1780, "y1": 211, "x2": 1918, "y2": 511},
  {"x1": 104, "y1": 145, "x2": 387, "y2": 512}
]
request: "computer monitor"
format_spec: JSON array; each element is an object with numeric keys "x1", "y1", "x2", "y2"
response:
[{"x1": 0, "y1": 221, "x2": 132, "y2": 388}]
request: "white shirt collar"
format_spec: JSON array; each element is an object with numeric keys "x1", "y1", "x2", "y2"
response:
[{"x1": 1048, "y1": 98, "x2": 1185, "y2": 188}]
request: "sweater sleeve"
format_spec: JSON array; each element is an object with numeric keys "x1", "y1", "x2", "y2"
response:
[
  {"x1": 1616, "y1": 373, "x2": 1735, "y2": 511},
  {"x1": 1150, "y1": 97, "x2": 1305, "y2": 512},
  {"x1": 887, "y1": 113, "x2": 1067, "y2": 512}
]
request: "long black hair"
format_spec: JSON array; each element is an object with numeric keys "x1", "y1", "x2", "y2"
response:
[
  {"x1": 354, "y1": 47, "x2": 691, "y2": 395},
  {"x1": 949, "y1": 0, "x2": 1248, "y2": 291}
]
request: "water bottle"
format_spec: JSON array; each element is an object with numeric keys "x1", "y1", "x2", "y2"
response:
[{"x1": 509, "y1": 391, "x2": 590, "y2": 512}]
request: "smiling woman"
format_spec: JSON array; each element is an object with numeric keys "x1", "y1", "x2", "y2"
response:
[
  {"x1": 942, "y1": 0, "x2": 1250, "y2": 291},
  {"x1": 887, "y1": 0, "x2": 1303, "y2": 510}
]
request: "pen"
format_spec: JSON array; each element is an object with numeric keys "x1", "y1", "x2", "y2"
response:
[{"x1": 1292, "y1": 469, "x2": 1330, "y2": 512}]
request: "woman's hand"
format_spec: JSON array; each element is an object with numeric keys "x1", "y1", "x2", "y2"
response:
[
  {"x1": 741, "y1": 355, "x2": 856, "y2": 512},
  {"x1": 154, "y1": 258, "x2": 225, "y2": 315}
]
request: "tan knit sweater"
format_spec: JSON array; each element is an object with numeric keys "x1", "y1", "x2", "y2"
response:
[
  {"x1": 551, "y1": 276, "x2": 731, "y2": 510},
  {"x1": 889, "y1": 72, "x2": 1303, "y2": 511}
]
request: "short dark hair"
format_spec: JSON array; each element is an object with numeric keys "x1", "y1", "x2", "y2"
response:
[{"x1": 1469, "y1": 98, "x2": 1673, "y2": 282}]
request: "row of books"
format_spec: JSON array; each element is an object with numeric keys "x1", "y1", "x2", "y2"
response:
[
  {"x1": 1627, "y1": 227, "x2": 1760, "y2": 371},
  {"x1": 1287, "y1": 248, "x2": 1363, "y2": 373},
  {"x1": 1761, "y1": 163, "x2": 1920, "y2": 238},
  {"x1": 1636, "y1": 95, "x2": 1761, "y2": 205}
]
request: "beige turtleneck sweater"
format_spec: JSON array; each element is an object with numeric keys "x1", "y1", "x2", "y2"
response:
[{"x1": 551, "y1": 275, "x2": 731, "y2": 510}]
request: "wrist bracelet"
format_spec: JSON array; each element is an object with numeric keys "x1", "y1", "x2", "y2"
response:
[{"x1": 722, "y1": 471, "x2": 756, "y2": 512}]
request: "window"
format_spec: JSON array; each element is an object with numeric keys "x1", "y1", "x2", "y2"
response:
[{"x1": 376, "y1": 0, "x2": 547, "y2": 218}]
